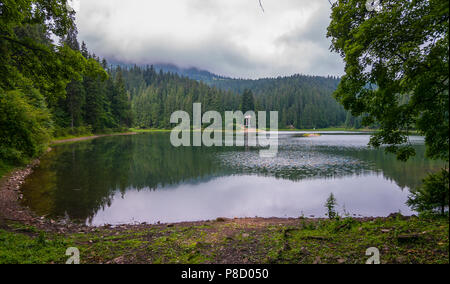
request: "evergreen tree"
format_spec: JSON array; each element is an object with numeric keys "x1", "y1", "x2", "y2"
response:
[
  {"x1": 112, "y1": 69, "x2": 132, "y2": 127},
  {"x1": 241, "y1": 89, "x2": 255, "y2": 113}
]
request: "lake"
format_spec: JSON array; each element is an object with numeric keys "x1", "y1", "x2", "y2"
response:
[{"x1": 21, "y1": 132, "x2": 443, "y2": 225}]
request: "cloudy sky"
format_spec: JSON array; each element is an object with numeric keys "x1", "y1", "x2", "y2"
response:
[{"x1": 73, "y1": 0, "x2": 344, "y2": 79}]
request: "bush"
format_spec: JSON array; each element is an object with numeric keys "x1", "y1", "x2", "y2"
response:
[
  {"x1": 330, "y1": 217, "x2": 358, "y2": 233},
  {"x1": 0, "y1": 90, "x2": 52, "y2": 164},
  {"x1": 53, "y1": 125, "x2": 93, "y2": 138},
  {"x1": 53, "y1": 127, "x2": 70, "y2": 138},
  {"x1": 71, "y1": 125, "x2": 93, "y2": 136},
  {"x1": 407, "y1": 169, "x2": 449, "y2": 216}
]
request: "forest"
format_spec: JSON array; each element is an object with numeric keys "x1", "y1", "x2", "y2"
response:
[
  {"x1": 118, "y1": 66, "x2": 353, "y2": 130},
  {"x1": 208, "y1": 75, "x2": 355, "y2": 129},
  {"x1": 0, "y1": 2, "x2": 356, "y2": 173}
]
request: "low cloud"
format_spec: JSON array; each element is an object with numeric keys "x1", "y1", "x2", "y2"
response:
[{"x1": 75, "y1": 0, "x2": 344, "y2": 79}]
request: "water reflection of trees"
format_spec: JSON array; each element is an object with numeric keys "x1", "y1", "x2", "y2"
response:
[
  {"x1": 331, "y1": 146, "x2": 443, "y2": 190},
  {"x1": 21, "y1": 133, "x2": 443, "y2": 223},
  {"x1": 218, "y1": 144, "x2": 442, "y2": 190},
  {"x1": 22, "y1": 134, "x2": 228, "y2": 222}
]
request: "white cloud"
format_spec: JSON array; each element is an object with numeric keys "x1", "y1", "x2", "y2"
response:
[{"x1": 75, "y1": 0, "x2": 344, "y2": 79}]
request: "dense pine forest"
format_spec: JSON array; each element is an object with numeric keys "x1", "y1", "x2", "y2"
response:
[
  {"x1": 208, "y1": 75, "x2": 351, "y2": 129},
  {"x1": 117, "y1": 66, "x2": 240, "y2": 129},
  {"x1": 54, "y1": 40, "x2": 132, "y2": 135},
  {"x1": 115, "y1": 66, "x2": 353, "y2": 130}
]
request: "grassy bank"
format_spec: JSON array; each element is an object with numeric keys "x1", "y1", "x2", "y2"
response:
[
  {"x1": 52, "y1": 128, "x2": 142, "y2": 143},
  {"x1": 128, "y1": 128, "x2": 172, "y2": 133},
  {"x1": 0, "y1": 216, "x2": 448, "y2": 264},
  {"x1": 52, "y1": 133, "x2": 96, "y2": 141}
]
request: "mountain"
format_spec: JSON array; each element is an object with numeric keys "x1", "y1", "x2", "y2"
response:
[
  {"x1": 153, "y1": 64, "x2": 226, "y2": 84},
  {"x1": 111, "y1": 63, "x2": 225, "y2": 84}
]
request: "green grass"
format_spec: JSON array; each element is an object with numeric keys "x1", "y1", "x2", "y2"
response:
[
  {"x1": 52, "y1": 133, "x2": 96, "y2": 141},
  {"x1": 52, "y1": 129, "x2": 145, "y2": 143},
  {"x1": 0, "y1": 228, "x2": 73, "y2": 264},
  {"x1": 0, "y1": 217, "x2": 448, "y2": 264},
  {"x1": 260, "y1": 217, "x2": 449, "y2": 264},
  {"x1": 129, "y1": 128, "x2": 172, "y2": 133}
]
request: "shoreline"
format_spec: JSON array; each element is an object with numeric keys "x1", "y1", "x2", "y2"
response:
[
  {"x1": 1, "y1": 130, "x2": 447, "y2": 264},
  {"x1": 0, "y1": 151, "x2": 443, "y2": 232},
  {"x1": 0, "y1": 161, "x2": 420, "y2": 231},
  {"x1": 0, "y1": 153, "x2": 429, "y2": 232},
  {"x1": 0, "y1": 159, "x2": 40, "y2": 225},
  {"x1": 51, "y1": 131, "x2": 138, "y2": 145},
  {"x1": 1, "y1": 212, "x2": 448, "y2": 264},
  {"x1": 1, "y1": 169, "x2": 448, "y2": 264},
  {"x1": 0, "y1": 129, "x2": 438, "y2": 230}
]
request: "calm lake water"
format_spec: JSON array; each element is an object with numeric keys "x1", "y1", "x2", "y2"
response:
[{"x1": 21, "y1": 132, "x2": 443, "y2": 225}]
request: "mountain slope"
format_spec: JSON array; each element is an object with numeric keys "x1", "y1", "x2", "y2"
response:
[{"x1": 115, "y1": 65, "x2": 350, "y2": 129}]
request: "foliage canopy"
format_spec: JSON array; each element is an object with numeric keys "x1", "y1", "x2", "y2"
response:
[
  {"x1": 327, "y1": 0, "x2": 449, "y2": 161},
  {"x1": 0, "y1": 1, "x2": 112, "y2": 163}
]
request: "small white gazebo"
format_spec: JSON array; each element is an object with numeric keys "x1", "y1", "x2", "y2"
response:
[{"x1": 244, "y1": 115, "x2": 252, "y2": 129}]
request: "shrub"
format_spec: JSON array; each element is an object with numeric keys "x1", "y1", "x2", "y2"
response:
[
  {"x1": 0, "y1": 90, "x2": 51, "y2": 164},
  {"x1": 53, "y1": 125, "x2": 93, "y2": 138},
  {"x1": 325, "y1": 193, "x2": 338, "y2": 220},
  {"x1": 407, "y1": 169, "x2": 449, "y2": 216}
]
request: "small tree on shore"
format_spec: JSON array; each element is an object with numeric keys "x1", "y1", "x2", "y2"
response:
[
  {"x1": 407, "y1": 169, "x2": 449, "y2": 216},
  {"x1": 325, "y1": 193, "x2": 338, "y2": 219}
]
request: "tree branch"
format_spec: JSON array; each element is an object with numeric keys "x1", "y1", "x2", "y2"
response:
[
  {"x1": 0, "y1": 35, "x2": 49, "y2": 54},
  {"x1": 259, "y1": 0, "x2": 265, "y2": 13}
]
